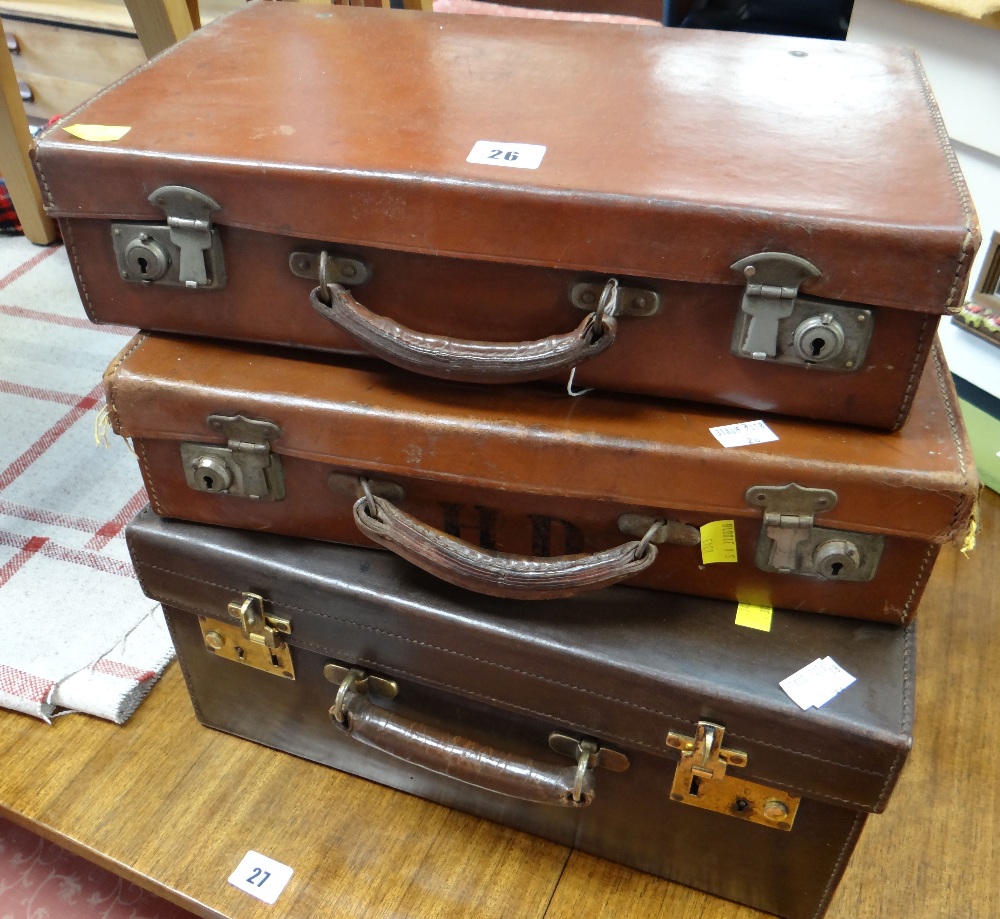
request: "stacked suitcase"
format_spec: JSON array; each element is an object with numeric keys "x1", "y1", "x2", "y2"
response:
[{"x1": 33, "y1": 4, "x2": 980, "y2": 917}]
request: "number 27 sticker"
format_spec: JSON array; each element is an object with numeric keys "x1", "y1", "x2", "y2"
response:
[
  {"x1": 467, "y1": 140, "x2": 546, "y2": 170},
  {"x1": 228, "y1": 850, "x2": 294, "y2": 904}
]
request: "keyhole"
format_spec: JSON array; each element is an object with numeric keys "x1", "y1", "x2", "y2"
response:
[
  {"x1": 137, "y1": 256, "x2": 149, "y2": 276},
  {"x1": 829, "y1": 561, "x2": 844, "y2": 577},
  {"x1": 689, "y1": 774, "x2": 703, "y2": 797},
  {"x1": 810, "y1": 337, "x2": 826, "y2": 357},
  {"x1": 202, "y1": 474, "x2": 215, "y2": 490}
]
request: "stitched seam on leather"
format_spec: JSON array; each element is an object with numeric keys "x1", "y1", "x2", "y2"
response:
[
  {"x1": 893, "y1": 313, "x2": 933, "y2": 430},
  {"x1": 874, "y1": 623, "x2": 913, "y2": 810},
  {"x1": 812, "y1": 812, "x2": 865, "y2": 919},
  {"x1": 135, "y1": 561, "x2": 886, "y2": 780},
  {"x1": 54, "y1": 219, "x2": 98, "y2": 323},
  {"x1": 900, "y1": 543, "x2": 936, "y2": 624},
  {"x1": 133, "y1": 439, "x2": 165, "y2": 517},
  {"x1": 910, "y1": 51, "x2": 977, "y2": 313},
  {"x1": 933, "y1": 346, "x2": 972, "y2": 543}
]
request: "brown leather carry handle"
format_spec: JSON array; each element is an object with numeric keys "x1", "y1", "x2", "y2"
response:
[
  {"x1": 330, "y1": 669, "x2": 596, "y2": 807},
  {"x1": 309, "y1": 266, "x2": 619, "y2": 384},
  {"x1": 352, "y1": 482, "x2": 661, "y2": 600}
]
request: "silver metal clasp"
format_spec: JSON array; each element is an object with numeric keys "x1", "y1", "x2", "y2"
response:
[
  {"x1": 746, "y1": 483, "x2": 883, "y2": 580},
  {"x1": 180, "y1": 414, "x2": 285, "y2": 501},
  {"x1": 112, "y1": 185, "x2": 225, "y2": 289},
  {"x1": 730, "y1": 252, "x2": 872, "y2": 371}
]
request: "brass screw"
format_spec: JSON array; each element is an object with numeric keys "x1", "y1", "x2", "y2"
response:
[
  {"x1": 205, "y1": 631, "x2": 225, "y2": 651},
  {"x1": 762, "y1": 799, "x2": 789, "y2": 821}
]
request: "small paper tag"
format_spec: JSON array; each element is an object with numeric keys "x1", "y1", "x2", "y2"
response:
[
  {"x1": 709, "y1": 419, "x2": 779, "y2": 449},
  {"x1": 467, "y1": 140, "x2": 546, "y2": 170},
  {"x1": 779, "y1": 657, "x2": 856, "y2": 711},
  {"x1": 700, "y1": 520, "x2": 738, "y2": 564},
  {"x1": 735, "y1": 603, "x2": 772, "y2": 632},
  {"x1": 63, "y1": 124, "x2": 131, "y2": 142},
  {"x1": 228, "y1": 851, "x2": 293, "y2": 904}
]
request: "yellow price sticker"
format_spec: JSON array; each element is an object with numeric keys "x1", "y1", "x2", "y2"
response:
[
  {"x1": 700, "y1": 519, "x2": 738, "y2": 564},
  {"x1": 63, "y1": 124, "x2": 131, "y2": 142},
  {"x1": 735, "y1": 603, "x2": 773, "y2": 632}
]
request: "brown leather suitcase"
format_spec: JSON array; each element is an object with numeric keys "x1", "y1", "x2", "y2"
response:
[
  {"x1": 126, "y1": 508, "x2": 915, "y2": 919},
  {"x1": 33, "y1": 2, "x2": 978, "y2": 430},
  {"x1": 103, "y1": 332, "x2": 977, "y2": 623}
]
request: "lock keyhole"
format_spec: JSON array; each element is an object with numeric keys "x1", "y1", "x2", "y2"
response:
[
  {"x1": 810, "y1": 337, "x2": 826, "y2": 357},
  {"x1": 829, "y1": 561, "x2": 844, "y2": 577},
  {"x1": 191, "y1": 455, "x2": 233, "y2": 494},
  {"x1": 202, "y1": 474, "x2": 215, "y2": 490},
  {"x1": 137, "y1": 256, "x2": 149, "y2": 276},
  {"x1": 689, "y1": 774, "x2": 704, "y2": 797}
]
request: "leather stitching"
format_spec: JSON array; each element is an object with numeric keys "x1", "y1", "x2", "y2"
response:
[
  {"x1": 909, "y1": 51, "x2": 977, "y2": 313},
  {"x1": 893, "y1": 313, "x2": 933, "y2": 431},
  {"x1": 932, "y1": 346, "x2": 973, "y2": 543},
  {"x1": 899, "y1": 544, "x2": 936, "y2": 624},
  {"x1": 134, "y1": 560, "x2": 892, "y2": 785},
  {"x1": 811, "y1": 812, "x2": 865, "y2": 919}
]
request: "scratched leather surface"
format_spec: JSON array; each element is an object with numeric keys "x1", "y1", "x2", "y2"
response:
[{"x1": 34, "y1": 3, "x2": 980, "y2": 429}]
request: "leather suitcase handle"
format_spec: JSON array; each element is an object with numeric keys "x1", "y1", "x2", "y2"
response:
[
  {"x1": 309, "y1": 270, "x2": 619, "y2": 384},
  {"x1": 353, "y1": 483, "x2": 661, "y2": 600},
  {"x1": 331, "y1": 670, "x2": 596, "y2": 807}
]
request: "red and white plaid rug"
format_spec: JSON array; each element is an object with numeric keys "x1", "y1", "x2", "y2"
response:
[{"x1": 0, "y1": 236, "x2": 173, "y2": 723}]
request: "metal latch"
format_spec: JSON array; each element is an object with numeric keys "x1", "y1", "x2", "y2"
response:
[
  {"x1": 746, "y1": 483, "x2": 883, "y2": 581},
  {"x1": 549, "y1": 733, "x2": 630, "y2": 803},
  {"x1": 730, "y1": 252, "x2": 872, "y2": 371},
  {"x1": 666, "y1": 721, "x2": 799, "y2": 830},
  {"x1": 112, "y1": 185, "x2": 226, "y2": 290},
  {"x1": 200, "y1": 592, "x2": 294, "y2": 679},
  {"x1": 289, "y1": 251, "x2": 372, "y2": 286},
  {"x1": 179, "y1": 414, "x2": 285, "y2": 501},
  {"x1": 569, "y1": 281, "x2": 661, "y2": 318}
]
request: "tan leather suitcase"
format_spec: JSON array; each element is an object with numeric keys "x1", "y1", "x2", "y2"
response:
[
  {"x1": 34, "y1": 2, "x2": 978, "y2": 430},
  {"x1": 103, "y1": 332, "x2": 977, "y2": 623},
  {"x1": 127, "y1": 508, "x2": 915, "y2": 919}
]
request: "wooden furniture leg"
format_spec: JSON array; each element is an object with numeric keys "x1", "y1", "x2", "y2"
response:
[
  {"x1": 0, "y1": 39, "x2": 56, "y2": 245},
  {"x1": 123, "y1": 0, "x2": 199, "y2": 59}
]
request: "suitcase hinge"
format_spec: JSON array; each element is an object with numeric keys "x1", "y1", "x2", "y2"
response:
[
  {"x1": 746, "y1": 483, "x2": 883, "y2": 581},
  {"x1": 730, "y1": 252, "x2": 872, "y2": 371},
  {"x1": 199, "y1": 593, "x2": 294, "y2": 679},
  {"x1": 179, "y1": 414, "x2": 285, "y2": 501},
  {"x1": 666, "y1": 721, "x2": 799, "y2": 831},
  {"x1": 112, "y1": 185, "x2": 226, "y2": 290}
]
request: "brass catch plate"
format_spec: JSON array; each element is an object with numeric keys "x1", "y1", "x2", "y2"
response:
[
  {"x1": 199, "y1": 617, "x2": 294, "y2": 680},
  {"x1": 570, "y1": 281, "x2": 661, "y2": 317},
  {"x1": 666, "y1": 722, "x2": 799, "y2": 831}
]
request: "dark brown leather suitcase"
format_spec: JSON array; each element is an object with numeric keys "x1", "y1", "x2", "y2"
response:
[
  {"x1": 33, "y1": 2, "x2": 978, "y2": 430},
  {"x1": 126, "y1": 508, "x2": 914, "y2": 919},
  {"x1": 103, "y1": 332, "x2": 977, "y2": 623}
]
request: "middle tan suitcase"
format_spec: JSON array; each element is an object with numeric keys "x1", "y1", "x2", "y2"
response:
[{"x1": 103, "y1": 332, "x2": 976, "y2": 623}]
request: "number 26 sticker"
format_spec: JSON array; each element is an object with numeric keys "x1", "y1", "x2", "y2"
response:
[
  {"x1": 467, "y1": 140, "x2": 546, "y2": 170},
  {"x1": 228, "y1": 851, "x2": 294, "y2": 904}
]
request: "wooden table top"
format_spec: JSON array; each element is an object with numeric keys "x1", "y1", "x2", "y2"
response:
[{"x1": 2, "y1": 488, "x2": 998, "y2": 919}]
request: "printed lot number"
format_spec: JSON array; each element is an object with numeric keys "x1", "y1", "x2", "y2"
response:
[
  {"x1": 467, "y1": 140, "x2": 546, "y2": 170},
  {"x1": 228, "y1": 851, "x2": 294, "y2": 905}
]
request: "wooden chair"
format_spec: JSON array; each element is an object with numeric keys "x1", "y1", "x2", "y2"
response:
[{"x1": 0, "y1": 38, "x2": 56, "y2": 244}]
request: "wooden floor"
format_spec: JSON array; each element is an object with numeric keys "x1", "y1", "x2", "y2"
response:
[{"x1": 2, "y1": 489, "x2": 997, "y2": 919}]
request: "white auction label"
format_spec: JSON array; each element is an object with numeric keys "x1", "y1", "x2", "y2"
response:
[
  {"x1": 228, "y1": 851, "x2": 294, "y2": 904},
  {"x1": 779, "y1": 657, "x2": 856, "y2": 711},
  {"x1": 467, "y1": 140, "x2": 546, "y2": 170},
  {"x1": 708, "y1": 419, "x2": 779, "y2": 449}
]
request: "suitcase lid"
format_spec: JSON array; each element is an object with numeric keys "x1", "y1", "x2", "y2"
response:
[
  {"x1": 34, "y1": 2, "x2": 977, "y2": 316},
  {"x1": 126, "y1": 507, "x2": 913, "y2": 814},
  {"x1": 104, "y1": 333, "x2": 977, "y2": 548}
]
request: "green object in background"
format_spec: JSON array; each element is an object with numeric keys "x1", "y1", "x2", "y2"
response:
[{"x1": 957, "y1": 395, "x2": 1000, "y2": 496}]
